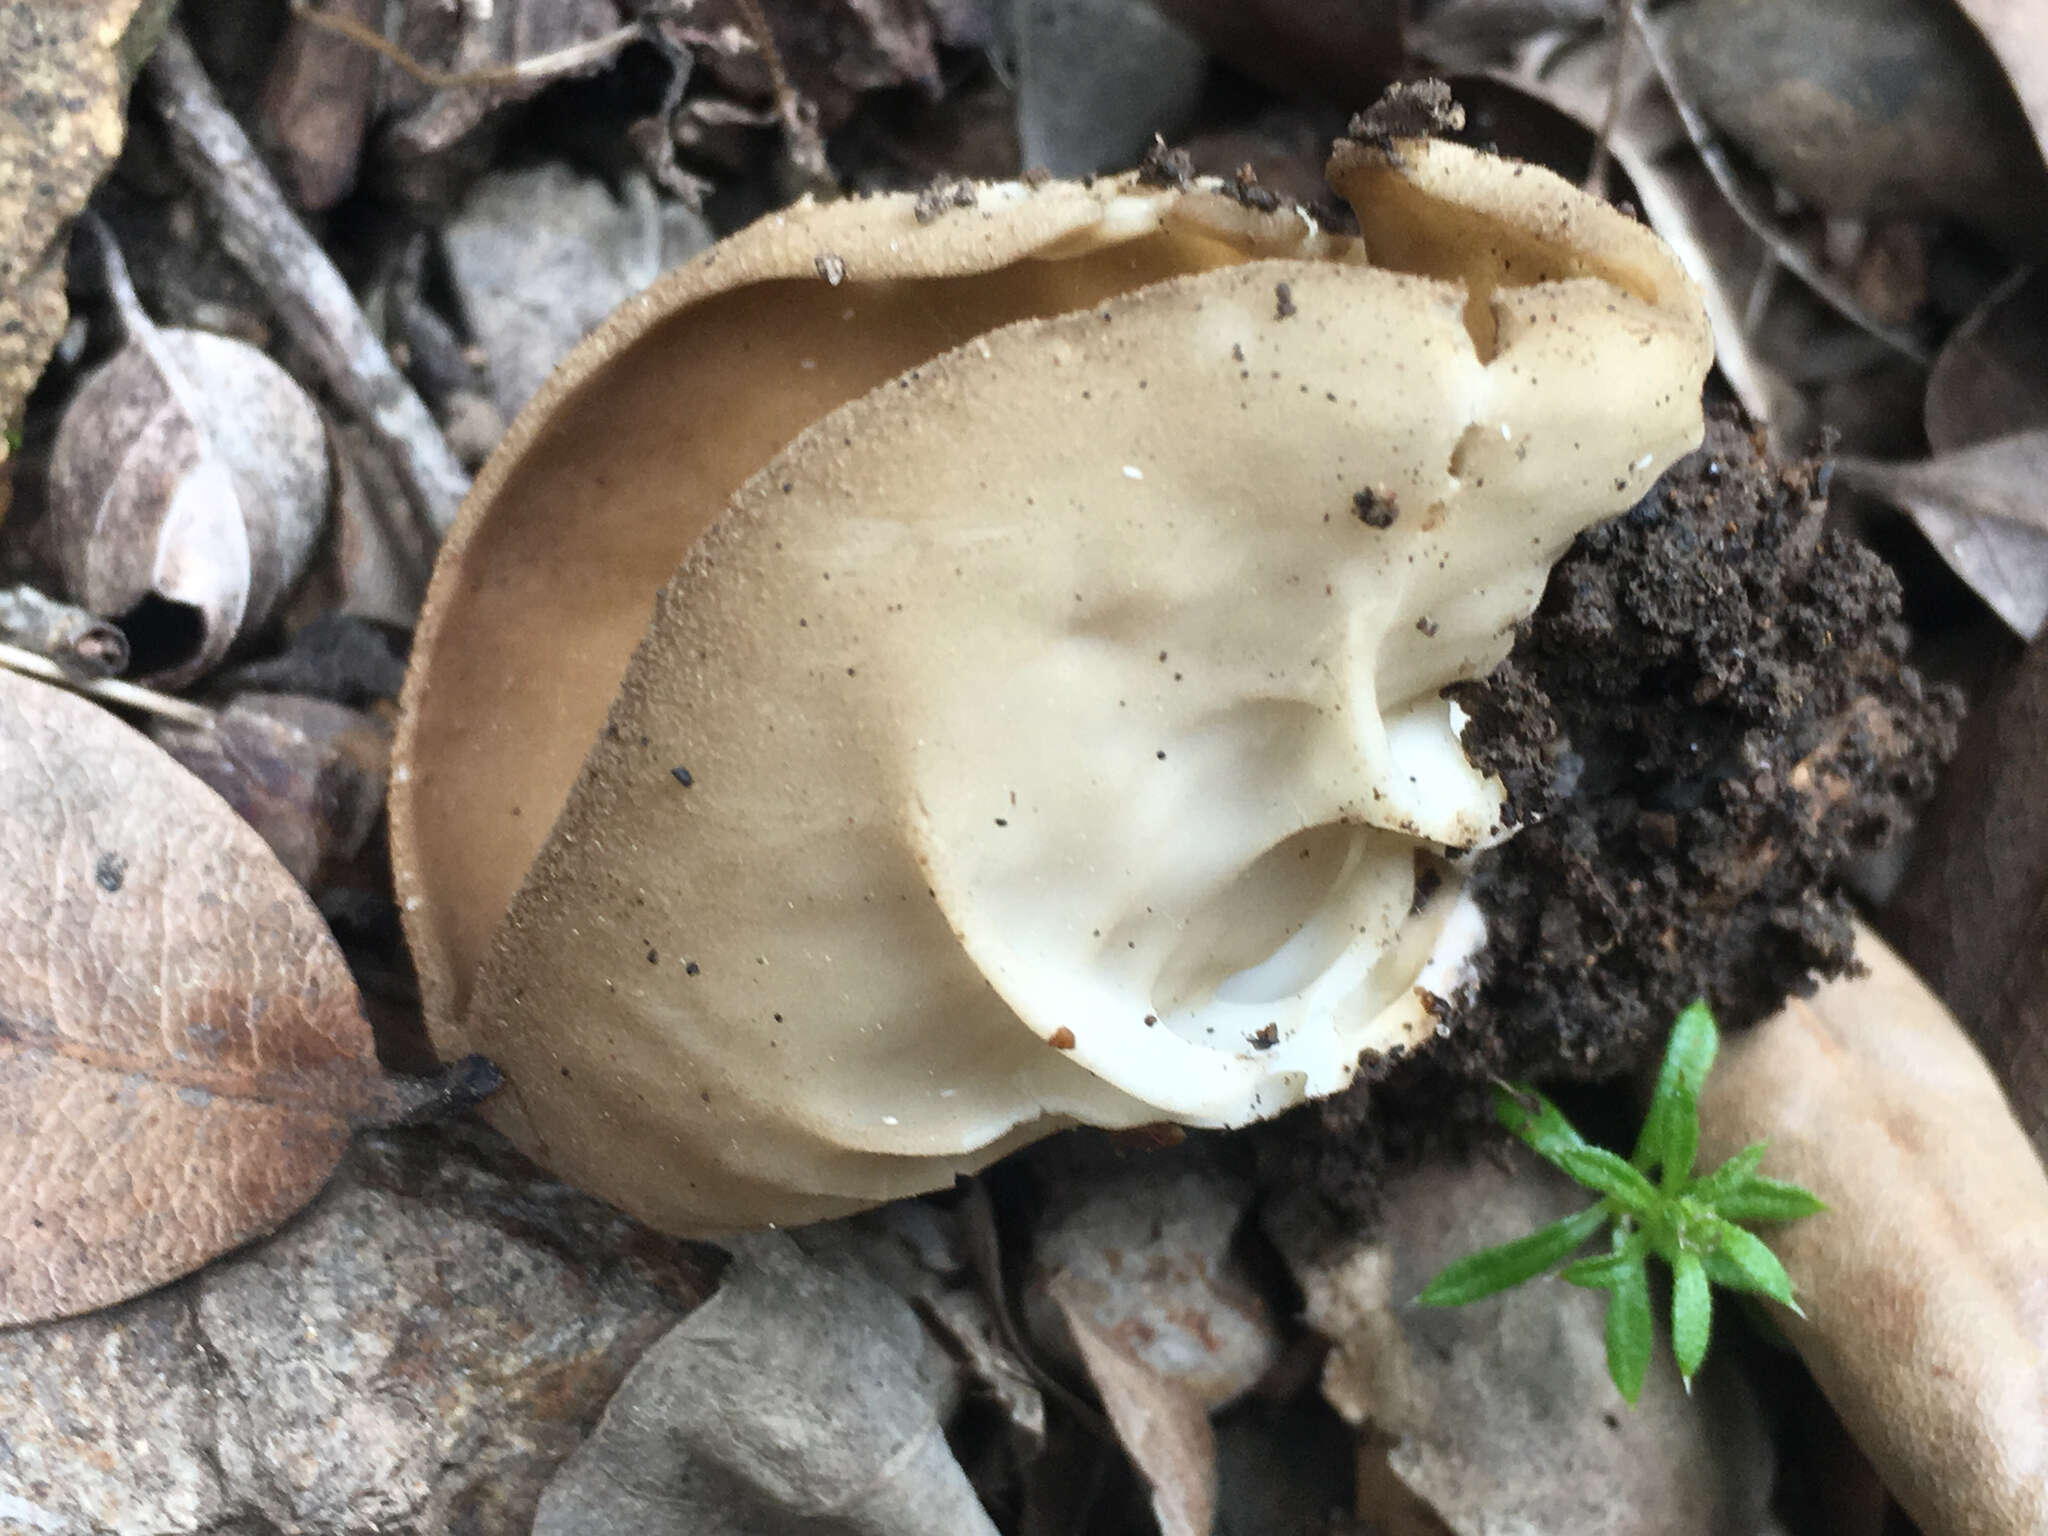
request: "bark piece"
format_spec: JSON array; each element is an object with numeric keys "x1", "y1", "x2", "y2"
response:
[
  {"x1": 0, "y1": 671, "x2": 384, "y2": 1326},
  {"x1": 1694, "y1": 926, "x2": 2048, "y2": 1536},
  {"x1": 0, "y1": 0, "x2": 169, "y2": 467}
]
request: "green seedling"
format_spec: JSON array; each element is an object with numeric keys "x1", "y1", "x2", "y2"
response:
[{"x1": 1416, "y1": 1000, "x2": 1824, "y2": 1402}]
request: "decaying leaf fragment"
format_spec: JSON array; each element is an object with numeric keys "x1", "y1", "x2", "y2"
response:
[
  {"x1": 395, "y1": 131, "x2": 1712, "y2": 1234},
  {"x1": 1051, "y1": 1282, "x2": 1218, "y2": 1536},
  {"x1": 0, "y1": 672, "x2": 392, "y2": 1326},
  {"x1": 1839, "y1": 269, "x2": 2048, "y2": 638},
  {"x1": 1694, "y1": 925, "x2": 2048, "y2": 1536},
  {"x1": 48, "y1": 226, "x2": 330, "y2": 686}
]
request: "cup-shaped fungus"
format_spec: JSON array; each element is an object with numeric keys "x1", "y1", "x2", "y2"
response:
[{"x1": 392, "y1": 133, "x2": 1714, "y2": 1232}]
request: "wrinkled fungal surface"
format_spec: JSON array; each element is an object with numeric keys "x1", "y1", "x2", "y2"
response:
[
  {"x1": 393, "y1": 134, "x2": 1714, "y2": 1232},
  {"x1": 1286, "y1": 409, "x2": 1962, "y2": 1214}
]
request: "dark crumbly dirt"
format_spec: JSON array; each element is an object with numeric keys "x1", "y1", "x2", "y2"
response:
[{"x1": 1274, "y1": 407, "x2": 1962, "y2": 1215}]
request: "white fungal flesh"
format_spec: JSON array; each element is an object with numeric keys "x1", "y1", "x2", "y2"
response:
[{"x1": 405, "y1": 140, "x2": 1715, "y2": 1233}]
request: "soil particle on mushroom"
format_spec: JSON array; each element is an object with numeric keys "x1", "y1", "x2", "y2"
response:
[{"x1": 1273, "y1": 405, "x2": 1963, "y2": 1216}]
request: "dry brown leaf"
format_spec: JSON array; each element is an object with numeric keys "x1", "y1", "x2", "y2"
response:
[
  {"x1": 1659, "y1": 0, "x2": 2048, "y2": 252},
  {"x1": 1836, "y1": 432, "x2": 2048, "y2": 638},
  {"x1": 1950, "y1": 0, "x2": 2048, "y2": 166},
  {"x1": 1051, "y1": 1280, "x2": 1218, "y2": 1536},
  {"x1": 1834, "y1": 267, "x2": 2048, "y2": 637},
  {"x1": 0, "y1": 0, "x2": 170, "y2": 477},
  {"x1": 1694, "y1": 925, "x2": 2048, "y2": 1536},
  {"x1": 1889, "y1": 632, "x2": 2048, "y2": 1163},
  {"x1": 47, "y1": 228, "x2": 331, "y2": 686},
  {"x1": 0, "y1": 670, "x2": 394, "y2": 1327}
]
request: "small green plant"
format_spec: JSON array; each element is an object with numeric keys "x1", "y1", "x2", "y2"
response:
[{"x1": 1417, "y1": 1000, "x2": 1824, "y2": 1402}]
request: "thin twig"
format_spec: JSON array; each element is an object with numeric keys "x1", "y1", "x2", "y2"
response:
[
  {"x1": 0, "y1": 642, "x2": 215, "y2": 727},
  {"x1": 143, "y1": 27, "x2": 472, "y2": 539},
  {"x1": 730, "y1": 0, "x2": 834, "y2": 191},
  {"x1": 288, "y1": 0, "x2": 645, "y2": 90},
  {"x1": 1629, "y1": 0, "x2": 1929, "y2": 365},
  {"x1": 1582, "y1": 0, "x2": 1630, "y2": 199}
]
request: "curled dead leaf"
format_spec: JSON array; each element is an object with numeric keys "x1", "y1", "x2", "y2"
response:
[
  {"x1": 1838, "y1": 266, "x2": 2048, "y2": 637},
  {"x1": 0, "y1": 671, "x2": 399, "y2": 1326},
  {"x1": 1693, "y1": 924, "x2": 2048, "y2": 1536},
  {"x1": 48, "y1": 228, "x2": 330, "y2": 686},
  {"x1": 1050, "y1": 1279, "x2": 1218, "y2": 1536}
]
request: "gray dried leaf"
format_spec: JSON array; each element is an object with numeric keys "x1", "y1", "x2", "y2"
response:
[
  {"x1": 1023, "y1": 1151, "x2": 1279, "y2": 1410},
  {"x1": 1836, "y1": 432, "x2": 2048, "y2": 638},
  {"x1": 534, "y1": 1231, "x2": 1000, "y2": 1536},
  {"x1": 1267, "y1": 1159, "x2": 1772, "y2": 1536},
  {"x1": 443, "y1": 163, "x2": 713, "y2": 420},
  {"x1": 47, "y1": 228, "x2": 329, "y2": 686},
  {"x1": 0, "y1": 671, "x2": 390, "y2": 1326},
  {"x1": 1051, "y1": 1279, "x2": 1218, "y2": 1536},
  {"x1": 1003, "y1": 0, "x2": 1208, "y2": 176},
  {"x1": 1925, "y1": 269, "x2": 2048, "y2": 451}
]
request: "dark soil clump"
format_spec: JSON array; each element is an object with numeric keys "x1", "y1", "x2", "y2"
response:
[{"x1": 1277, "y1": 406, "x2": 1962, "y2": 1216}]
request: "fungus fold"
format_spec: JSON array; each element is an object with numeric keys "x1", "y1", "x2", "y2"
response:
[{"x1": 394, "y1": 137, "x2": 1714, "y2": 1232}]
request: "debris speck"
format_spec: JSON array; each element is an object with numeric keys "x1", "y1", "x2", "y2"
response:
[
  {"x1": 814, "y1": 253, "x2": 847, "y2": 285},
  {"x1": 1353, "y1": 486, "x2": 1399, "y2": 528},
  {"x1": 1274, "y1": 281, "x2": 1296, "y2": 319}
]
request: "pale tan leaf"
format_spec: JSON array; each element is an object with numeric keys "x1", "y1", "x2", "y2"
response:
[
  {"x1": 0, "y1": 671, "x2": 389, "y2": 1326},
  {"x1": 1836, "y1": 432, "x2": 2048, "y2": 638},
  {"x1": 1051, "y1": 1280, "x2": 1217, "y2": 1536},
  {"x1": 1694, "y1": 925, "x2": 2048, "y2": 1536}
]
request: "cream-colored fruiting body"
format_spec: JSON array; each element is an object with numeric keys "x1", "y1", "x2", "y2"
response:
[{"x1": 393, "y1": 139, "x2": 1713, "y2": 1233}]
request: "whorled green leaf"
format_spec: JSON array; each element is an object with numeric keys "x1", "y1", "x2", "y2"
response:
[
  {"x1": 1702, "y1": 1222, "x2": 1803, "y2": 1314},
  {"x1": 1633, "y1": 998, "x2": 1718, "y2": 1188},
  {"x1": 1671, "y1": 1248, "x2": 1711, "y2": 1384},
  {"x1": 1493, "y1": 1081, "x2": 1591, "y2": 1164},
  {"x1": 1707, "y1": 1173, "x2": 1828, "y2": 1225},
  {"x1": 1416, "y1": 1202, "x2": 1610, "y2": 1306},
  {"x1": 1603, "y1": 1252, "x2": 1654, "y2": 1403},
  {"x1": 1553, "y1": 1144, "x2": 1660, "y2": 1217},
  {"x1": 1688, "y1": 1141, "x2": 1768, "y2": 1203}
]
